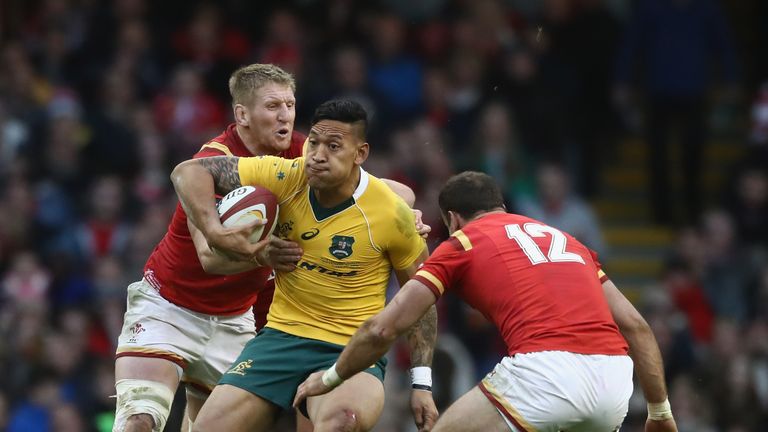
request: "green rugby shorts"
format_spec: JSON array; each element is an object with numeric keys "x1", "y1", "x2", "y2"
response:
[{"x1": 219, "y1": 327, "x2": 387, "y2": 411}]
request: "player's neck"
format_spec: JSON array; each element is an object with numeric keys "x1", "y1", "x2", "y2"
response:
[
  {"x1": 236, "y1": 125, "x2": 275, "y2": 157},
  {"x1": 312, "y1": 167, "x2": 361, "y2": 208},
  {"x1": 469, "y1": 209, "x2": 507, "y2": 223}
]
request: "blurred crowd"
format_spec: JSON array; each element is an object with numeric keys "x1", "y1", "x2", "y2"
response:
[{"x1": 1, "y1": 0, "x2": 767, "y2": 430}]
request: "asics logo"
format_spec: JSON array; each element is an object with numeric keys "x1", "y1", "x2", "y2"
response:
[{"x1": 301, "y1": 228, "x2": 320, "y2": 240}]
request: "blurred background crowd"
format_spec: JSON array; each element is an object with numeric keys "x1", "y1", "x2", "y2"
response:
[{"x1": 1, "y1": 0, "x2": 768, "y2": 430}]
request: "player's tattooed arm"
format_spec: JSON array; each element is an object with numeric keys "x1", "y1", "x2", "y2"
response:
[
  {"x1": 395, "y1": 247, "x2": 437, "y2": 368},
  {"x1": 407, "y1": 304, "x2": 438, "y2": 367},
  {"x1": 172, "y1": 155, "x2": 267, "y2": 261},
  {"x1": 198, "y1": 156, "x2": 242, "y2": 196}
]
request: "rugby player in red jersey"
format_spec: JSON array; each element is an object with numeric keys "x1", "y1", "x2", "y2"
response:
[
  {"x1": 295, "y1": 171, "x2": 678, "y2": 432},
  {"x1": 113, "y1": 64, "x2": 425, "y2": 432}
]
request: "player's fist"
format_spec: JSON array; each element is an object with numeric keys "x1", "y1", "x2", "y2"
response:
[
  {"x1": 208, "y1": 220, "x2": 269, "y2": 262},
  {"x1": 410, "y1": 390, "x2": 438, "y2": 432},
  {"x1": 413, "y1": 209, "x2": 431, "y2": 239},
  {"x1": 293, "y1": 371, "x2": 333, "y2": 408},
  {"x1": 258, "y1": 235, "x2": 303, "y2": 272},
  {"x1": 645, "y1": 418, "x2": 678, "y2": 432}
]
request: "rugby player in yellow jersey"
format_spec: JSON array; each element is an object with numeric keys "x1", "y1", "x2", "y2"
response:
[{"x1": 171, "y1": 99, "x2": 439, "y2": 432}]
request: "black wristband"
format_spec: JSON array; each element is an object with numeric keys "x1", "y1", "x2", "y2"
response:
[{"x1": 412, "y1": 384, "x2": 432, "y2": 392}]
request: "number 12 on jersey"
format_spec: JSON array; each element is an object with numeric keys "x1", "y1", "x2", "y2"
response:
[{"x1": 505, "y1": 223, "x2": 585, "y2": 265}]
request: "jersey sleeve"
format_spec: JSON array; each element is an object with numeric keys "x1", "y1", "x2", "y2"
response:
[
  {"x1": 383, "y1": 198, "x2": 427, "y2": 270},
  {"x1": 588, "y1": 248, "x2": 610, "y2": 283},
  {"x1": 194, "y1": 141, "x2": 233, "y2": 158},
  {"x1": 413, "y1": 236, "x2": 470, "y2": 299},
  {"x1": 237, "y1": 156, "x2": 306, "y2": 202}
]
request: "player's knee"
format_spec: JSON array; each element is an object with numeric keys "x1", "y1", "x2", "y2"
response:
[
  {"x1": 113, "y1": 379, "x2": 174, "y2": 432},
  {"x1": 123, "y1": 414, "x2": 154, "y2": 432},
  {"x1": 315, "y1": 408, "x2": 362, "y2": 432}
]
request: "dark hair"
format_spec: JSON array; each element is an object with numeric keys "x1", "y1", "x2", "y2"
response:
[
  {"x1": 311, "y1": 99, "x2": 368, "y2": 137},
  {"x1": 438, "y1": 171, "x2": 505, "y2": 219}
]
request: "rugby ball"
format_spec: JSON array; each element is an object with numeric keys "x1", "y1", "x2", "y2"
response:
[{"x1": 217, "y1": 186, "x2": 279, "y2": 243}]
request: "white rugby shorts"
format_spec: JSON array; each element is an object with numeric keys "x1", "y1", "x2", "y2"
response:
[
  {"x1": 480, "y1": 350, "x2": 634, "y2": 432},
  {"x1": 116, "y1": 279, "x2": 256, "y2": 394}
]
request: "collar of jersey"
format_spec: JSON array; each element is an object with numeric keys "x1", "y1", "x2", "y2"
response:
[{"x1": 308, "y1": 167, "x2": 368, "y2": 221}]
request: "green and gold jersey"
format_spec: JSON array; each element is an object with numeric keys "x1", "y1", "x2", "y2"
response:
[{"x1": 238, "y1": 156, "x2": 426, "y2": 345}]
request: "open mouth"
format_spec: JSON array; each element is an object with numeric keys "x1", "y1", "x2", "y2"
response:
[{"x1": 276, "y1": 128, "x2": 290, "y2": 138}]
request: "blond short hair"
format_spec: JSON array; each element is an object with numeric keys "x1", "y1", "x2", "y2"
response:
[{"x1": 228, "y1": 64, "x2": 296, "y2": 106}]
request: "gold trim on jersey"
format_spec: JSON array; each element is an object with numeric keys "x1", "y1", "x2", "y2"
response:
[
  {"x1": 116, "y1": 347, "x2": 186, "y2": 366},
  {"x1": 452, "y1": 230, "x2": 473, "y2": 251},
  {"x1": 480, "y1": 379, "x2": 537, "y2": 432},
  {"x1": 416, "y1": 270, "x2": 445, "y2": 294},
  {"x1": 199, "y1": 141, "x2": 233, "y2": 156}
]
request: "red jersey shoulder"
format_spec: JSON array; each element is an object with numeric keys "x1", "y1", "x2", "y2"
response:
[{"x1": 194, "y1": 128, "x2": 233, "y2": 159}]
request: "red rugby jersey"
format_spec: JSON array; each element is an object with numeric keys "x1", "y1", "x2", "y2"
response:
[
  {"x1": 414, "y1": 212, "x2": 628, "y2": 356},
  {"x1": 143, "y1": 124, "x2": 305, "y2": 317}
]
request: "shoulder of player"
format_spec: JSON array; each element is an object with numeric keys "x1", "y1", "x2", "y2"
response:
[
  {"x1": 446, "y1": 229, "x2": 475, "y2": 252},
  {"x1": 356, "y1": 175, "x2": 409, "y2": 219},
  {"x1": 359, "y1": 174, "x2": 401, "y2": 202},
  {"x1": 194, "y1": 139, "x2": 233, "y2": 158},
  {"x1": 240, "y1": 154, "x2": 303, "y2": 164},
  {"x1": 197, "y1": 126, "x2": 269, "y2": 158}
]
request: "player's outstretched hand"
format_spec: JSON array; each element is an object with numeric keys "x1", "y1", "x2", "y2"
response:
[
  {"x1": 258, "y1": 235, "x2": 303, "y2": 272},
  {"x1": 645, "y1": 418, "x2": 678, "y2": 432},
  {"x1": 293, "y1": 371, "x2": 332, "y2": 408},
  {"x1": 209, "y1": 219, "x2": 269, "y2": 261},
  {"x1": 411, "y1": 390, "x2": 438, "y2": 432},
  {"x1": 413, "y1": 209, "x2": 432, "y2": 239}
]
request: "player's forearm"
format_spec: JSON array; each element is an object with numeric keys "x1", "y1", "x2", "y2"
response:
[
  {"x1": 189, "y1": 219, "x2": 261, "y2": 274},
  {"x1": 603, "y1": 280, "x2": 669, "y2": 404},
  {"x1": 171, "y1": 160, "x2": 222, "y2": 236},
  {"x1": 622, "y1": 320, "x2": 668, "y2": 403},
  {"x1": 407, "y1": 305, "x2": 437, "y2": 367},
  {"x1": 199, "y1": 250, "x2": 261, "y2": 275},
  {"x1": 336, "y1": 318, "x2": 397, "y2": 380}
]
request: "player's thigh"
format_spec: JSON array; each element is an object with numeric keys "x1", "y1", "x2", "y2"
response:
[
  {"x1": 306, "y1": 372, "x2": 385, "y2": 432},
  {"x1": 192, "y1": 384, "x2": 279, "y2": 432},
  {"x1": 187, "y1": 308, "x2": 255, "y2": 392},
  {"x1": 433, "y1": 387, "x2": 510, "y2": 432},
  {"x1": 296, "y1": 410, "x2": 314, "y2": 432},
  {"x1": 181, "y1": 408, "x2": 190, "y2": 432},
  {"x1": 115, "y1": 356, "x2": 181, "y2": 392},
  {"x1": 184, "y1": 391, "x2": 207, "y2": 425},
  {"x1": 116, "y1": 279, "x2": 206, "y2": 375}
]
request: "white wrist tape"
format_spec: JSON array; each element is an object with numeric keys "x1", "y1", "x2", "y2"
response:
[
  {"x1": 647, "y1": 398, "x2": 673, "y2": 421},
  {"x1": 410, "y1": 366, "x2": 432, "y2": 387},
  {"x1": 321, "y1": 363, "x2": 344, "y2": 388}
]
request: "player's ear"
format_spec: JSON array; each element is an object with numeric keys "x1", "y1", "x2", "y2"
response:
[
  {"x1": 355, "y1": 142, "x2": 369, "y2": 165},
  {"x1": 440, "y1": 211, "x2": 450, "y2": 230},
  {"x1": 447, "y1": 211, "x2": 461, "y2": 234},
  {"x1": 234, "y1": 104, "x2": 248, "y2": 126}
]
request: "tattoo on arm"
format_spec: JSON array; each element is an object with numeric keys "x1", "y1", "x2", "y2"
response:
[
  {"x1": 407, "y1": 305, "x2": 438, "y2": 367},
  {"x1": 199, "y1": 156, "x2": 242, "y2": 195}
]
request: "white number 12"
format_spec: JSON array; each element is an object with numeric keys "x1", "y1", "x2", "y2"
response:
[{"x1": 505, "y1": 223, "x2": 585, "y2": 265}]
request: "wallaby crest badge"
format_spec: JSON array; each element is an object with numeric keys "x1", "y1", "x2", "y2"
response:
[{"x1": 329, "y1": 235, "x2": 355, "y2": 259}]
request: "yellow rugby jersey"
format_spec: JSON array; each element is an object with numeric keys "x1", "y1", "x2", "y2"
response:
[{"x1": 238, "y1": 156, "x2": 426, "y2": 345}]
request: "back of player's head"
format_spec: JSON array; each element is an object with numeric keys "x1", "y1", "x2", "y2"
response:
[
  {"x1": 439, "y1": 171, "x2": 505, "y2": 219},
  {"x1": 311, "y1": 99, "x2": 368, "y2": 139},
  {"x1": 229, "y1": 64, "x2": 296, "y2": 106}
]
